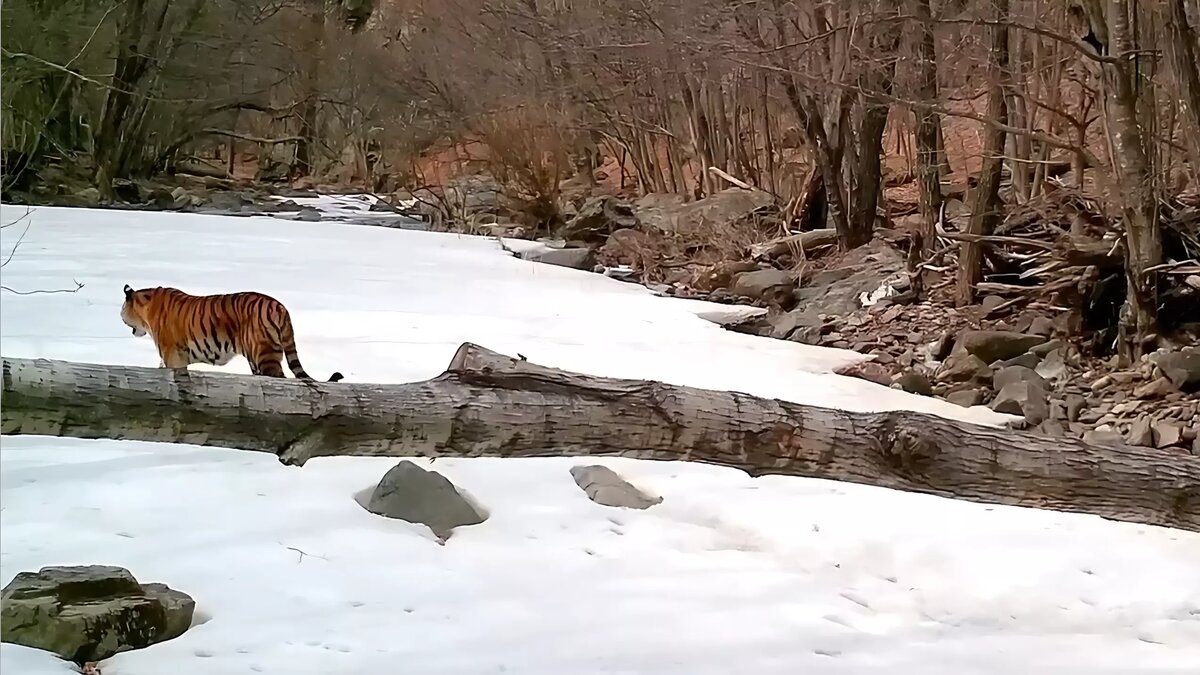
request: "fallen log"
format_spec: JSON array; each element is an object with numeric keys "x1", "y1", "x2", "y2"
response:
[
  {"x1": 2, "y1": 344, "x2": 1197, "y2": 531},
  {"x1": 749, "y1": 228, "x2": 839, "y2": 260}
]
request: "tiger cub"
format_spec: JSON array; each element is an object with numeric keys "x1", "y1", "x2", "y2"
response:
[{"x1": 120, "y1": 284, "x2": 343, "y2": 382}]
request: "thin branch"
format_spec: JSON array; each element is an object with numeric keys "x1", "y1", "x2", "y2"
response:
[
  {"x1": 201, "y1": 129, "x2": 304, "y2": 144},
  {"x1": 1, "y1": 281, "x2": 86, "y2": 296}
]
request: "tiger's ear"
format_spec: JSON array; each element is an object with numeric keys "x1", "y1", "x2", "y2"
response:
[{"x1": 123, "y1": 284, "x2": 134, "y2": 299}]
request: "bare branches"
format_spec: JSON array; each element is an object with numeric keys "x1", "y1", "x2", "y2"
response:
[{"x1": 1, "y1": 208, "x2": 86, "y2": 296}]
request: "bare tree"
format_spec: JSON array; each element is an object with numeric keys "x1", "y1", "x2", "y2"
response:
[{"x1": 957, "y1": 0, "x2": 1011, "y2": 306}]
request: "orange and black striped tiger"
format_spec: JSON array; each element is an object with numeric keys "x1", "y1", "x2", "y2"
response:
[{"x1": 120, "y1": 284, "x2": 344, "y2": 382}]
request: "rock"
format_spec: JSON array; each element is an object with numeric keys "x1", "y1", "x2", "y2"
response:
[
  {"x1": 1083, "y1": 427, "x2": 1124, "y2": 446},
  {"x1": 989, "y1": 381, "x2": 1050, "y2": 424},
  {"x1": 1133, "y1": 376, "x2": 1177, "y2": 399},
  {"x1": 443, "y1": 174, "x2": 517, "y2": 222},
  {"x1": 872, "y1": 351, "x2": 895, "y2": 366},
  {"x1": 1066, "y1": 395, "x2": 1087, "y2": 422},
  {"x1": 945, "y1": 388, "x2": 986, "y2": 407},
  {"x1": 203, "y1": 190, "x2": 254, "y2": 212},
  {"x1": 1152, "y1": 420, "x2": 1184, "y2": 448},
  {"x1": 1049, "y1": 398, "x2": 1066, "y2": 420},
  {"x1": 1127, "y1": 417, "x2": 1154, "y2": 447},
  {"x1": 368, "y1": 198, "x2": 402, "y2": 213},
  {"x1": 955, "y1": 330, "x2": 1046, "y2": 365},
  {"x1": 1036, "y1": 419, "x2": 1067, "y2": 437},
  {"x1": 1028, "y1": 316, "x2": 1055, "y2": 337},
  {"x1": 979, "y1": 295, "x2": 1006, "y2": 317},
  {"x1": 879, "y1": 305, "x2": 904, "y2": 324},
  {"x1": 145, "y1": 187, "x2": 179, "y2": 210},
  {"x1": 1090, "y1": 375, "x2": 1114, "y2": 393},
  {"x1": 1035, "y1": 348, "x2": 1067, "y2": 381},
  {"x1": 635, "y1": 187, "x2": 776, "y2": 236},
  {"x1": 271, "y1": 198, "x2": 306, "y2": 212},
  {"x1": 998, "y1": 352, "x2": 1042, "y2": 369},
  {"x1": 894, "y1": 371, "x2": 934, "y2": 396},
  {"x1": 930, "y1": 332, "x2": 956, "y2": 361},
  {"x1": 1030, "y1": 339, "x2": 1063, "y2": 357},
  {"x1": 72, "y1": 187, "x2": 102, "y2": 207},
  {"x1": 993, "y1": 365, "x2": 1048, "y2": 393},
  {"x1": 835, "y1": 361, "x2": 892, "y2": 386},
  {"x1": 771, "y1": 309, "x2": 824, "y2": 343},
  {"x1": 937, "y1": 351, "x2": 992, "y2": 383},
  {"x1": 521, "y1": 246, "x2": 596, "y2": 270},
  {"x1": 730, "y1": 268, "x2": 794, "y2": 302},
  {"x1": 570, "y1": 465, "x2": 662, "y2": 510},
  {"x1": 1, "y1": 565, "x2": 194, "y2": 664},
  {"x1": 560, "y1": 196, "x2": 638, "y2": 243},
  {"x1": 169, "y1": 186, "x2": 195, "y2": 209},
  {"x1": 293, "y1": 206, "x2": 323, "y2": 222},
  {"x1": 1148, "y1": 349, "x2": 1200, "y2": 391},
  {"x1": 788, "y1": 240, "x2": 904, "y2": 317},
  {"x1": 365, "y1": 461, "x2": 487, "y2": 539}
]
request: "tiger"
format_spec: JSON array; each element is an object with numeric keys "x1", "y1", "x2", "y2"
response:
[{"x1": 120, "y1": 284, "x2": 344, "y2": 382}]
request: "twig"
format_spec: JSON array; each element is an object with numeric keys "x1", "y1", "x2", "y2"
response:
[
  {"x1": 1, "y1": 281, "x2": 85, "y2": 296},
  {"x1": 285, "y1": 546, "x2": 328, "y2": 563},
  {"x1": 707, "y1": 166, "x2": 755, "y2": 190},
  {"x1": 1, "y1": 208, "x2": 35, "y2": 268},
  {"x1": 201, "y1": 128, "x2": 305, "y2": 145},
  {"x1": 938, "y1": 231, "x2": 1058, "y2": 250}
]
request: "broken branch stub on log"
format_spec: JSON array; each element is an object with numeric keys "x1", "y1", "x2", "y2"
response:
[{"x1": 2, "y1": 343, "x2": 1198, "y2": 532}]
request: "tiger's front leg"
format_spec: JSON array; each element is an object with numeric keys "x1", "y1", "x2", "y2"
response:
[{"x1": 158, "y1": 344, "x2": 191, "y2": 373}]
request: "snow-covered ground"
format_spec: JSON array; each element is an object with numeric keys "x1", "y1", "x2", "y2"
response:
[{"x1": 1, "y1": 202, "x2": 1198, "y2": 674}]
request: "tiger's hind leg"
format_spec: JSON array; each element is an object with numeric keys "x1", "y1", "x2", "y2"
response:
[{"x1": 247, "y1": 344, "x2": 286, "y2": 378}]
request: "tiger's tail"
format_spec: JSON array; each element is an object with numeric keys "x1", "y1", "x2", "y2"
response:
[{"x1": 276, "y1": 307, "x2": 344, "y2": 383}]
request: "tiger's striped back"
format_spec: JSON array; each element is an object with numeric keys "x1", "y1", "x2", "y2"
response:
[{"x1": 120, "y1": 285, "x2": 343, "y2": 382}]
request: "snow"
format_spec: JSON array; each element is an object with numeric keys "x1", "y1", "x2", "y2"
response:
[{"x1": 2, "y1": 201, "x2": 1199, "y2": 674}]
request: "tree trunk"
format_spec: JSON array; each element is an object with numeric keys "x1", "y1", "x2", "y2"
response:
[
  {"x1": 93, "y1": 0, "x2": 151, "y2": 201},
  {"x1": 293, "y1": 0, "x2": 325, "y2": 179},
  {"x1": 1085, "y1": 0, "x2": 1164, "y2": 360},
  {"x1": 956, "y1": 0, "x2": 1010, "y2": 306},
  {"x1": 1167, "y1": 0, "x2": 1200, "y2": 185},
  {"x1": 3, "y1": 345, "x2": 1197, "y2": 533},
  {"x1": 912, "y1": 0, "x2": 943, "y2": 253}
]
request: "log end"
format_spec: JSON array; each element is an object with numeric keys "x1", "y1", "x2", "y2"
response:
[{"x1": 446, "y1": 342, "x2": 512, "y2": 373}]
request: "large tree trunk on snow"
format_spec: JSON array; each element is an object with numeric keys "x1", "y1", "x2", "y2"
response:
[{"x1": 2, "y1": 345, "x2": 1198, "y2": 532}]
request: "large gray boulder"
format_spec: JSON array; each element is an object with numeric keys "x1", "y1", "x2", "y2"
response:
[
  {"x1": 519, "y1": 245, "x2": 596, "y2": 270},
  {"x1": 634, "y1": 187, "x2": 777, "y2": 236},
  {"x1": 365, "y1": 461, "x2": 487, "y2": 539},
  {"x1": 771, "y1": 240, "x2": 906, "y2": 343},
  {"x1": 990, "y1": 380, "x2": 1050, "y2": 424},
  {"x1": 570, "y1": 465, "x2": 662, "y2": 510},
  {"x1": 442, "y1": 174, "x2": 516, "y2": 220},
  {"x1": 1148, "y1": 348, "x2": 1200, "y2": 391},
  {"x1": 560, "y1": 196, "x2": 638, "y2": 243},
  {"x1": 1, "y1": 565, "x2": 194, "y2": 664},
  {"x1": 956, "y1": 330, "x2": 1046, "y2": 365},
  {"x1": 730, "y1": 268, "x2": 794, "y2": 303}
]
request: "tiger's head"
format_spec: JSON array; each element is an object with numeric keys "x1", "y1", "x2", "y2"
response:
[{"x1": 120, "y1": 284, "x2": 150, "y2": 337}]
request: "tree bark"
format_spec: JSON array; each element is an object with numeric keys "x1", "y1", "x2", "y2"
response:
[
  {"x1": 912, "y1": 0, "x2": 944, "y2": 253},
  {"x1": 956, "y1": 0, "x2": 1010, "y2": 306},
  {"x1": 2, "y1": 345, "x2": 1197, "y2": 532},
  {"x1": 93, "y1": 0, "x2": 151, "y2": 201},
  {"x1": 293, "y1": 0, "x2": 325, "y2": 178},
  {"x1": 1167, "y1": 0, "x2": 1200, "y2": 185},
  {"x1": 1084, "y1": 0, "x2": 1164, "y2": 361}
]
